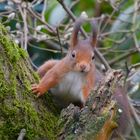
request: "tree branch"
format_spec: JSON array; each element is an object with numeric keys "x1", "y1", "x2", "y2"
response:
[{"x1": 109, "y1": 49, "x2": 138, "y2": 66}]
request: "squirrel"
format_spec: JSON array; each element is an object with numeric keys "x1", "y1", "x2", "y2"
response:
[{"x1": 32, "y1": 18, "x2": 97, "y2": 107}]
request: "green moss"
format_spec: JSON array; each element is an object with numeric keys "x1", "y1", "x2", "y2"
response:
[
  {"x1": 0, "y1": 23, "x2": 27, "y2": 63},
  {"x1": 0, "y1": 23, "x2": 59, "y2": 140}
]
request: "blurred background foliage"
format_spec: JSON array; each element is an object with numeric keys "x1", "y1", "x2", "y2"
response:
[{"x1": 0, "y1": 0, "x2": 140, "y2": 139}]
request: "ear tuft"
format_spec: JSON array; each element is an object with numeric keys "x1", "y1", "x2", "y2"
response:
[
  {"x1": 70, "y1": 18, "x2": 86, "y2": 49},
  {"x1": 90, "y1": 20, "x2": 98, "y2": 48}
]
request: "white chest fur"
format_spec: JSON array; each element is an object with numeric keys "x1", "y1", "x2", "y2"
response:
[{"x1": 50, "y1": 71, "x2": 86, "y2": 105}]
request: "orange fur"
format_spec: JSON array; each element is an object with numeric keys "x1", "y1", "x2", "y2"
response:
[
  {"x1": 37, "y1": 60, "x2": 59, "y2": 78},
  {"x1": 32, "y1": 18, "x2": 97, "y2": 106},
  {"x1": 32, "y1": 58, "x2": 70, "y2": 96},
  {"x1": 82, "y1": 65, "x2": 95, "y2": 101}
]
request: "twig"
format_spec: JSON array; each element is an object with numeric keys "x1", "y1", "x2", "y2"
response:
[
  {"x1": 129, "y1": 98, "x2": 140, "y2": 107},
  {"x1": 130, "y1": 63, "x2": 140, "y2": 70},
  {"x1": 56, "y1": 27, "x2": 63, "y2": 55},
  {"x1": 102, "y1": 36, "x2": 126, "y2": 46},
  {"x1": 58, "y1": 0, "x2": 87, "y2": 38},
  {"x1": 18, "y1": 5, "x2": 28, "y2": 50},
  {"x1": 31, "y1": 0, "x2": 43, "y2": 7},
  {"x1": 133, "y1": 34, "x2": 140, "y2": 53},
  {"x1": 117, "y1": 18, "x2": 133, "y2": 25},
  {"x1": 28, "y1": 56, "x2": 38, "y2": 70},
  {"x1": 27, "y1": 7, "x2": 56, "y2": 34},
  {"x1": 100, "y1": 30, "x2": 132, "y2": 37},
  {"x1": 99, "y1": 48, "x2": 134, "y2": 53},
  {"x1": 129, "y1": 113, "x2": 140, "y2": 140},
  {"x1": 0, "y1": 11, "x2": 14, "y2": 15},
  {"x1": 129, "y1": 99, "x2": 140, "y2": 126},
  {"x1": 94, "y1": 47, "x2": 111, "y2": 69},
  {"x1": 135, "y1": 108, "x2": 140, "y2": 114},
  {"x1": 28, "y1": 42, "x2": 67, "y2": 54},
  {"x1": 57, "y1": 0, "x2": 76, "y2": 21},
  {"x1": 132, "y1": 0, "x2": 140, "y2": 53},
  {"x1": 100, "y1": 1, "x2": 124, "y2": 33},
  {"x1": 100, "y1": 10, "x2": 116, "y2": 33},
  {"x1": 71, "y1": 0, "x2": 80, "y2": 8},
  {"x1": 125, "y1": 136, "x2": 137, "y2": 140},
  {"x1": 109, "y1": 49, "x2": 138, "y2": 66},
  {"x1": 41, "y1": 0, "x2": 47, "y2": 21}
]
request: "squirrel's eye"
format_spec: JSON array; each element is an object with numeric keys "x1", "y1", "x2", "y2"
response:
[
  {"x1": 71, "y1": 51, "x2": 76, "y2": 58},
  {"x1": 92, "y1": 55, "x2": 95, "y2": 60}
]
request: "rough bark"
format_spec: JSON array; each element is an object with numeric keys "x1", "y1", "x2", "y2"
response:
[
  {"x1": 0, "y1": 23, "x2": 59, "y2": 140},
  {"x1": 57, "y1": 70, "x2": 131, "y2": 140}
]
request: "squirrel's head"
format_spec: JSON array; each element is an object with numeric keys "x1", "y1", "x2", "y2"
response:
[{"x1": 69, "y1": 18, "x2": 97, "y2": 73}]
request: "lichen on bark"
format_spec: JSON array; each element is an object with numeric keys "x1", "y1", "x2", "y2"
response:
[{"x1": 0, "y1": 23, "x2": 59, "y2": 140}]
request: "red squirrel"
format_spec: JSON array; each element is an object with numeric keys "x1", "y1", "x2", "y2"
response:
[{"x1": 32, "y1": 18, "x2": 97, "y2": 107}]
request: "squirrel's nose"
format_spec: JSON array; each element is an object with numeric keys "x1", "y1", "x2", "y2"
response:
[{"x1": 80, "y1": 64, "x2": 86, "y2": 71}]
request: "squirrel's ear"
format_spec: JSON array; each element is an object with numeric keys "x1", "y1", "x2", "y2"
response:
[
  {"x1": 90, "y1": 20, "x2": 98, "y2": 48},
  {"x1": 70, "y1": 18, "x2": 85, "y2": 49}
]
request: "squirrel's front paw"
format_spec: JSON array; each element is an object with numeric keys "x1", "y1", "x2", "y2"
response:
[{"x1": 31, "y1": 84, "x2": 44, "y2": 97}]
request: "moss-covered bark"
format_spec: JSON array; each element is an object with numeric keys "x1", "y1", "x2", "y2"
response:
[
  {"x1": 0, "y1": 23, "x2": 130, "y2": 140},
  {"x1": 0, "y1": 23, "x2": 59, "y2": 140}
]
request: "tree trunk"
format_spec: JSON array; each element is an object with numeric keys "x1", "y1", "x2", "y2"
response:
[
  {"x1": 57, "y1": 70, "x2": 131, "y2": 140},
  {"x1": 0, "y1": 23, "x2": 130, "y2": 140},
  {"x1": 0, "y1": 23, "x2": 59, "y2": 140}
]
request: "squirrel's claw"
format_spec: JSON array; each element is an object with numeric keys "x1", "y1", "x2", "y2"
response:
[
  {"x1": 31, "y1": 84, "x2": 45, "y2": 97},
  {"x1": 37, "y1": 92, "x2": 41, "y2": 97},
  {"x1": 31, "y1": 84, "x2": 39, "y2": 93}
]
